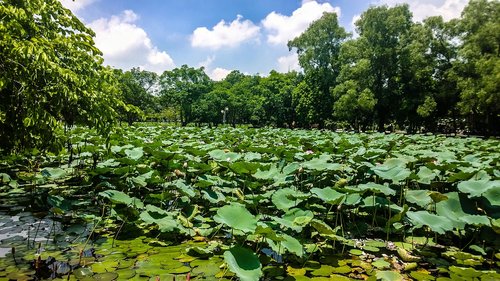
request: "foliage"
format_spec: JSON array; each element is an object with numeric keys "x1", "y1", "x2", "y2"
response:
[
  {"x1": 0, "y1": 0, "x2": 123, "y2": 152},
  {"x1": 2, "y1": 124, "x2": 498, "y2": 279}
]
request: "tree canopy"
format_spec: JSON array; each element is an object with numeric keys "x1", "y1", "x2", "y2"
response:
[{"x1": 0, "y1": 0, "x2": 124, "y2": 152}]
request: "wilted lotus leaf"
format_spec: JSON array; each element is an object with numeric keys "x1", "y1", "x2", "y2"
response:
[
  {"x1": 213, "y1": 203, "x2": 257, "y2": 233},
  {"x1": 223, "y1": 246, "x2": 262, "y2": 281}
]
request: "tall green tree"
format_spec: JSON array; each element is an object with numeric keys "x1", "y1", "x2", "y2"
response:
[
  {"x1": 159, "y1": 65, "x2": 212, "y2": 125},
  {"x1": 0, "y1": 0, "x2": 122, "y2": 152},
  {"x1": 353, "y1": 4, "x2": 413, "y2": 131},
  {"x1": 288, "y1": 12, "x2": 348, "y2": 127},
  {"x1": 453, "y1": 0, "x2": 499, "y2": 134}
]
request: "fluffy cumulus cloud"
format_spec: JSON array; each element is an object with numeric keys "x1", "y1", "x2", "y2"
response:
[
  {"x1": 210, "y1": 67, "x2": 232, "y2": 81},
  {"x1": 378, "y1": 0, "x2": 468, "y2": 21},
  {"x1": 197, "y1": 56, "x2": 231, "y2": 81},
  {"x1": 60, "y1": 0, "x2": 97, "y2": 14},
  {"x1": 191, "y1": 15, "x2": 260, "y2": 50},
  {"x1": 88, "y1": 10, "x2": 175, "y2": 73},
  {"x1": 262, "y1": 0, "x2": 341, "y2": 45},
  {"x1": 277, "y1": 53, "x2": 300, "y2": 73}
]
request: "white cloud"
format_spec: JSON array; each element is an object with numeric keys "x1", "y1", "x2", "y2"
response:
[
  {"x1": 60, "y1": 0, "x2": 97, "y2": 14},
  {"x1": 377, "y1": 0, "x2": 468, "y2": 22},
  {"x1": 277, "y1": 53, "x2": 301, "y2": 73},
  {"x1": 262, "y1": 1, "x2": 341, "y2": 45},
  {"x1": 196, "y1": 56, "x2": 231, "y2": 81},
  {"x1": 191, "y1": 15, "x2": 260, "y2": 50},
  {"x1": 211, "y1": 68, "x2": 232, "y2": 81},
  {"x1": 88, "y1": 10, "x2": 175, "y2": 73}
]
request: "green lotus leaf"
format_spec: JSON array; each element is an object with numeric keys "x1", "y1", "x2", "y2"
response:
[
  {"x1": 99, "y1": 190, "x2": 133, "y2": 205},
  {"x1": 244, "y1": 152, "x2": 262, "y2": 162},
  {"x1": 124, "y1": 147, "x2": 143, "y2": 160},
  {"x1": 417, "y1": 166, "x2": 437, "y2": 185},
  {"x1": 436, "y1": 192, "x2": 490, "y2": 228},
  {"x1": 209, "y1": 149, "x2": 241, "y2": 162},
  {"x1": 405, "y1": 190, "x2": 432, "y2": 207},
  {"x1": 357, "y1": 182, "x2": 395, "y2": 196},
  {"x1": 41, "y1": 167, "x2": 67, "y2": 180},
  {"x1": 223, "y1": 246, "x2": 262, "y2": 281},
  {"x1": 229, "y1": 162, "x2": 261, "y2": 174},
  {"x1": 457, "y1": 180, "x2": 499, "y2": 198},
  {"x1": 280, "y1": 234, "x2": 303, "y2": 257},
  {"x1": 302, "y1": 154, "x2": 342, "y2": 171},
  {"x1": 406, "y1": 211, "x2": 454, "y2": 234},
  {"x1": 172, "y1": 179, "x2": 196, "y2": 197},
  {"x1": 372, "y1": 159, "x2": 411, "y2": 183},
  {"x1": 483, "y1": 186, "x2": 500, "y2": 206},
  {"x1": 139, "y1": 211, "x2": 178, "y2": 232},
  {"x1": 310, "y1": 187, "x2": 345, "y2": 204},
  {"x1": 271, "y1": 208, "x2": 314, "y2": 232},
  {"x1": 254, "y1": 223, "x2": 284, "y2": 241},
  {"x1": 376, "y1": 270, "x2": 403, "y2": 281},
  {"x1": 272, "y1": 188, "x2": 304, "y2": 211},
  {"x1": 213, "y1": 203, "x2": 257, "y2": 233}
]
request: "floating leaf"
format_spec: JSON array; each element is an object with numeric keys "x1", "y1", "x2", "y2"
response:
[
  {"x1": 99, "y1": 190, "x2": 133, "y2": 205},
  {"x1": 376, "y1": 271, "x2": 403, "y2": 281}
]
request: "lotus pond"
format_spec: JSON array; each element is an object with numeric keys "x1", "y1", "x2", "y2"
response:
[{"x1": 0, "y1": 124, "x2": 499, "y2": 281}]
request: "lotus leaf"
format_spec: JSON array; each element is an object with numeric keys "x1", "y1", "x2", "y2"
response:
[
  {"x1": 417, "y1": 166, "x2": 437, "y2": 185},
  {"x1": 223, "y1": 246, "x2": 262, "y2": 281},
  {"x1": 41, "y1": 167, "x2": 67, "y2": 180},
  {"x1": 457, "y1": 180, "x2": 499, "y2": 198},
  {"x1": 311, "y1": 187, "x2": 345, "y2": 204},
  {"x1": 406, "y1": 211, "x2": 454, "y2": 234},
  {"x1": 124, "y1": 147, "x2": 144, "y2": 160},
  {"x1": 436, "y1": 192, "x2": 490, "y2": 228},
  {"x1": 405, "y1": 190, "x2": 432, "y2": 207},
  {"x1": 209, "y1": 149, "x2": 241, "y2": 162},
  {"x1": 213, "y1": 203, "x2": 257, "y2": 233},
  {"x1": 280, "y1": 234, "x2": 303, "y2": 257},
  {"x1": 302, "y1": 154, "x2": 342, "y2": 171},
  {"x1": 99, "y1": 190, "x2": 133, "y2": 205},
  {"x1": 372, "y1": 159, "x2": 411, "y2": 183},
  {"x1": 376, "y1": 271, "x2": 403, "y2": 281},
  {"x1": 357, "y1": 183, "x2": 395, "y2": 196},
  {"x1": 272, "y1": 188, "x2": 304, "y2": 211}
]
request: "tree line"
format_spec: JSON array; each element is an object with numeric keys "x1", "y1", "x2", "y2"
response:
[
  {"x1": 117, "y1": 0, "x2": 499, "y2": 135},
  {"x1": 0, "y1": 0, "x2": 498, "y2": 152}
]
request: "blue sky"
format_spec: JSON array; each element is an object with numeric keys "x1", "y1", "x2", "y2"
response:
[{"x1": 60, "y1": 0, "x2": 468, "y2": 80}]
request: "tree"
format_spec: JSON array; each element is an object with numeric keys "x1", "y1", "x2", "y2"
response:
[
  {"x1": 0, "y1": 0, "x2": 123, "y2": 152},
  {"x1": 288, "y1": 12, "x2": 348, "y2": 127},
  {"x1": 159, "y1": 65, "x2": 212, "y2": 126},
  {"x1": 353, "y1": 4, "x2": 413, "y2": 131},
  {"x1": 453, "y1": 0, "x2": 499, "y2": 134}
]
